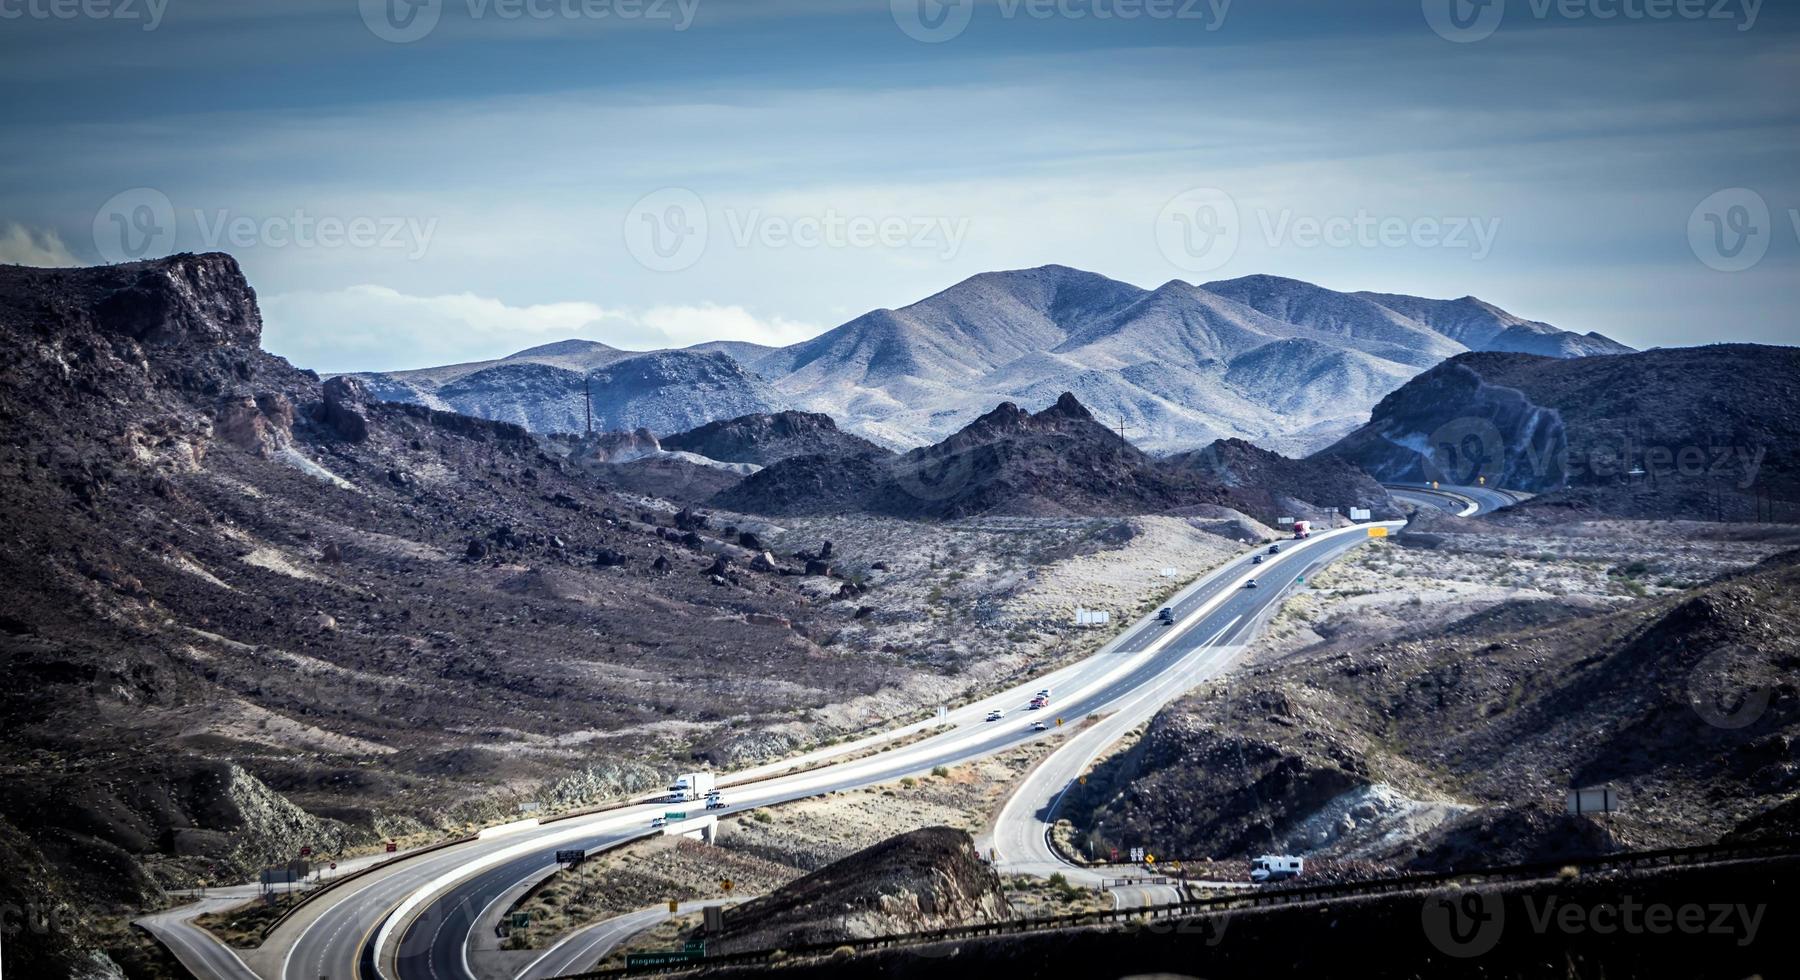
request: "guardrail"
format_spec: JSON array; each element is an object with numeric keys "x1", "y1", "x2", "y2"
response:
[{"x1": 562, "y1": 839, "x2": 1799, "y2": 977}]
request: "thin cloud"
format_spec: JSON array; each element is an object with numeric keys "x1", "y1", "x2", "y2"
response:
[{"x1": 0, "y1": 224, "x2": 79, "y2": 268}]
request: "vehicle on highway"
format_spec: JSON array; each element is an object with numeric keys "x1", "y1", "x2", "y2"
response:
[
  {"x1": 650, "y1": 816, "x2": 667, "y2": 828},
  {"x1": 1250, "y1": 854, "x2": 1304, "y2": 883},
  {"x1": 1037, "y1": 688, "x2": 1051, "y2": 698},
  {"x1": 1029, "y1": 699, "x2": 1044, "y2": 709},
  {"x1": 1293, "y1": 519, "x2": 1312, "y2": 539},
  {"x1": 986, "y1": 709, "x2": 1004, "y2": 721},
  {"x1": 1158, "y1": 607, "x2": 1175, "y2": 624},
  {"x1": 705, "y1": 795, "x2": 727, "y2": 810},
  {"x1": 1253, "y1": 554, "x2": 1264, "y2": 564},
  {"x1": 1268, "y1": 544, "x2": 1281, "y2": 554},
  {"x1": 667, "y1": 771, "x2": 716, "y2": 802},
  {"x1": 1031, "y1": 721, "x2": 1048, "y2": 731},
  {"x1": 1245, "y1": 578, "x2": 1258, "y2": 589}
]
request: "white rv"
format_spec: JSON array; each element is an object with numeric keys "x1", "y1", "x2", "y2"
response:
[{"x1": 1250, "y1": 854, "x2": 1304, "y2": 883}]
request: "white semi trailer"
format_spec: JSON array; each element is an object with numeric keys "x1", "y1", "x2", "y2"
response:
[{"x1": 667, "y1": 772, "x2": 717, "y2": 802}]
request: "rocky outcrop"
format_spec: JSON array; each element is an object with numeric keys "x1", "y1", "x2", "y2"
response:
[
  {"x1": 712, "y1": 827, "x2": 1010, "y2": 954},
  {"x1": 1315, "y1": 345, "x2": 1800, "y2": 519},
  {"x1": 319, "y1": 375, "x2": 371, "y2": 442},
  {"x1": 661, "y1": 410, "x2": 892, "y2": 465},
  {"x1": 84, "y1": 253, "x2": 263, "y2": 348}
]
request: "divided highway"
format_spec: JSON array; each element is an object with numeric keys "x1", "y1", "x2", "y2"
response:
[
  {"x1": 154, "y1": 486, "x2": 1510, "y2": 980},
  {"x1": 381, "y1": 521, "x2": 1403, "y2": 978}
]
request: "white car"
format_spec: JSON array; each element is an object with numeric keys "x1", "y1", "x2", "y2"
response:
[
  {"x1": 650, "y1": 816, "x2": 667, "y2": 828},
  {"x1": 985, "y1": 709, "x2": 1004, "y2": 722},
  {"x1": 705, "y1": 796, "x2": 727, "y2": 810},
  {"x1": 1031, "y1": 721, "x2": 1048, "y2": 731}
]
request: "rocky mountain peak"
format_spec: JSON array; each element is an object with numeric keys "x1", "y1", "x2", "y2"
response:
[{"x1": 2, "y1": 251, "x2": 261, "y2": 349}]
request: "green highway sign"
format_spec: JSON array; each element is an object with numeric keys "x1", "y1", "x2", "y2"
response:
[{"x1": 626, "y1": 949, "x2": 703, "y2": 969}]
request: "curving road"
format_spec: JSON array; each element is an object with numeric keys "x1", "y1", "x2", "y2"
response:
[
  {"x1": 163, "y1": 496, "x2": 1510, "y2": 980},
  {"x1": 986, "y1": 483, "x2": 1519, "y2": 903},
  {"x1": 984, "y1": 527, "x2": 1385, "y2": 905}
]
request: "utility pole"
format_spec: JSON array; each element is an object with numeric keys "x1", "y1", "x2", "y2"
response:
[{"x1": 584, "y1": 375, "x2": 593, "y2": 435}]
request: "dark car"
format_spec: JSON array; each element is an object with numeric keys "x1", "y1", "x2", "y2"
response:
[
  {"x1": 1253, "y1": 555, "x2": 1265, "y2": 564},
  {"x1": 1268, "y1": 544, "x2": 1281, "y2": 555}
]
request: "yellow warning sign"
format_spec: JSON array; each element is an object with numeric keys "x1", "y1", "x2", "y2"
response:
[
  {"x1": 1367, "y1": 526, "x2": 1388, "y2": 537},
  {"x1": 668, "y1": 899, "x2": 679, "y2": 913}
]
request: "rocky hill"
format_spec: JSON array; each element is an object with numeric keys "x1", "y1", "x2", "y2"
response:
[
  {"x1": 661, "y1": 410, "x2": 892, "y2": 466},
  {"x1": 1060, "y1": 548, "x2": 1800, "y2": 870},
  {"x1": 350, "y1": 345, "x2": 787, "y2": 435},
  {"x1": 712, "y1": 392, "x2": 1397, "y2": 523},
  {"x1": 0, "y1": 255, "x2": 861, "y2": 977},
  {"x1": 711, "y1": 826, "x2": 1009, "y2": 955},
  {"x1": 1315, "y1": 345, "x2": 1800, "y2": 520},
  {"x1": 349, "y1": 265, "x2": 1628, "y2": 456}
]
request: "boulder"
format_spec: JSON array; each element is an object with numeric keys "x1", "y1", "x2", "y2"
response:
[
  {"x1": 594, "y1": 548, "x2": 626, "y2": 567},
  {"x1": 319, "y1": 375, "x2": 370, "y2": 442}
]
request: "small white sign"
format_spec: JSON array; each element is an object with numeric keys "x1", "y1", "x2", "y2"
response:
[{"x1": 1348, "y1": 507, "x2": 1372, "y2": 521}]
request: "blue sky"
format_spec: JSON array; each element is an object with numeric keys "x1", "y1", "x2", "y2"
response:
[{"x1": 1, "y1": 0, "x2": 1794, "y2": 371}]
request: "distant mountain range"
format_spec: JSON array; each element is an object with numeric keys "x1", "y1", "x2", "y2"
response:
[
  {"x1": 713, "y1": 392, "x2": 1396, "y2": 523},
  {"x1": 348, "y1": 266, "x2": 1630, "y2": 455}
]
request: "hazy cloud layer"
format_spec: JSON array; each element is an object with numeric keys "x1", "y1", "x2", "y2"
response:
[{"x1": 2, "y1": 0, "x2": 1794, "y2": 369}]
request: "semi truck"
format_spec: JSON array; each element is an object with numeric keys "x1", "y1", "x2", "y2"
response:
[
  {"x1": 1292, "y1": 520, "x2": 1311, "y2": 539},
  {"x1": 667, "y1": 772, "x2": 716, "y2": 802}
]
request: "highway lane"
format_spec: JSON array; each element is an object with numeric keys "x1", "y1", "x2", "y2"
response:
[
  {"x1": 1385, "y1": 481, "x2": 1520, "y2": 517},
  {"x1": 984, "y1": 530, "x2": 1377, "y2": 897},
  {"x1": 987, "y1": 483, "x2": 1520, "y2": 898},
  {"x1": 515, "y1": 900, "x2": 734, "y2": 979},
  {"x1": 385, "y1": 523, "x2": 1393, "y2": 979},
  {"x1": 135, "y1": 891, "x2": 264, "y2": 980},
  {"x1": 394, "y1": 829, "x2": 637, "y2": 980}
]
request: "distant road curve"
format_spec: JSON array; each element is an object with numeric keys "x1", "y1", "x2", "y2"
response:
[{"x1": 1384, "y1": 482, "x2": 1520, "y2": 517}]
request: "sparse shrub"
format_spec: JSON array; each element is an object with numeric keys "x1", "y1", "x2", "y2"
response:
[
  {"x1": 931, "y1": 766, "x2": 949, "y2": 778},
  {"x1": 751, "y1": 809, "x2": 774, "y2": 824},
  {"x1": 831, "y1": 945, "x2": 856, "y2": 961},
  {"x1": 900, "y1": 777, "x2": 917, "y2": 789},
  {"x1": 1558, "y1": 865, "x2": 1580, "y2": 880}
]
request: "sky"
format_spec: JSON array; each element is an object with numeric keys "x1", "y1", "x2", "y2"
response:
[{"x1": 1, "y1": 0, "x2": 1795, "y2": 373}]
